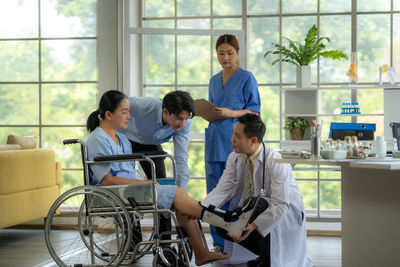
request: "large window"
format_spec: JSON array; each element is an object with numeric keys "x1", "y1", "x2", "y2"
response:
[
  {"x1": 0, "y1": 0, "x2": 97, "y2": 193},
  {"x1": 126, "y1": 0, "x2": 400, "y2": 219}
]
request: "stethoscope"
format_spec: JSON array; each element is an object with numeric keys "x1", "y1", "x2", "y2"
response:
[{"x1": 260, "y1": 142, "x2": 266, "y2": 197}]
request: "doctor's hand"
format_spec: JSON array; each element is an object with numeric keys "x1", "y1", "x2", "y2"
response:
[{"x1": 227, "y1": 223, "x2": 258, "y2": 243}]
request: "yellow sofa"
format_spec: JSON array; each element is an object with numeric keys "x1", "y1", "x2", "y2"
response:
[{"x1": 0, "y1": 149, "x2": 61, "y2": 228}]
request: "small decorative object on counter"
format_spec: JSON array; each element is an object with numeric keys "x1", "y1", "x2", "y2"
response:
[
  {"x1": 379, "y1": 64, "x2": 397, "y2": 85},
  {"x1": 358, "y1": 144, "x2": 366, "y2": 159},
  {"x1": 284, "y1": 117, "x2": 310, "y2": 140},
  {"x1": 347, "y1": 51, "x2": 358, "y2": 84},
  {"x1": 368, "y1": 142, "x2": 376, "y2": 157},
  {"x1": 310, "y1": 120, "x2": 321, "y2": 159},
  {"x1": 335, "y1": 139, "x2": 341, "y2": 150},
  {"x1": 392, "y1": 138, "x2": 400, "y2": 158},
  {"x1": 351, "y1": 136, "x2": 359, "y2": 157},
  {"x1": 375, "y1": 136, "x2": 387, "y2": 158},
  {"x1": 341, "y1": 101, "x2": 360, "y2": 114},
  {"x1": 362, "y1": 144, "x2": 370, "y2": 158},
  {"x1": 387, "y1": 66, "x2": 396, "y2": 85},
  {"x1": 344, "y1": 136, "x2": 352, "y2": 157},
  {"x1": 322, "y1": 139, "x2": 332, "y2": 150}
]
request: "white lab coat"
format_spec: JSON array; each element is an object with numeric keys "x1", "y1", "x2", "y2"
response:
[{"x1": 202, "y1": 144, "x2": 314, "y2": 267}]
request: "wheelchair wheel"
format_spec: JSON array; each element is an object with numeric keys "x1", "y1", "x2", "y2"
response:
[
  {"x1": 45, "y1": 186, "x2": 132, "y2": 267},
  {"x1": 152, "y1": 247, "x2": 178, "y2": 267}
]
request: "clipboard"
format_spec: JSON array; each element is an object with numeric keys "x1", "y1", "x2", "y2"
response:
[{"x1": 194, "y1": 98, "x2": 226, "y2": 122}]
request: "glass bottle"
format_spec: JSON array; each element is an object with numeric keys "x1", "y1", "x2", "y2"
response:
[
  {"x1": 344, "y1": 136, "x2": 352, "y2": 158},
  {"x1": 351, "y1": 136, "x2": 359, "y2": 157},
  {"x1": 369, "y1": 142, "x2": 376, "y2": 157},
  {"x1": 375, "y1": 136, "x2": 387, "y2": 158},
  {"x1": 393, "y1": 138, "x2": 398, "y2": 152},
  {"x1": 335, "y1": 139, "x2": 341, "y2": 150}
]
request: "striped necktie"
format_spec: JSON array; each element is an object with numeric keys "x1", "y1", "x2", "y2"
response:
[{"x1": 242, "y1": 155, "x2": 254, "y2": 201}]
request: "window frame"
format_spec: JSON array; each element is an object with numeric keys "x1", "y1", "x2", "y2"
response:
[{"x1": 124, "y1": 0, "x2": 399, "y2": 221}]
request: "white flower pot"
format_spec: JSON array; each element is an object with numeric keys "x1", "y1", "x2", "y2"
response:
[{"x1": 296, "y1": 65, "x2": 311, "y2": 88}]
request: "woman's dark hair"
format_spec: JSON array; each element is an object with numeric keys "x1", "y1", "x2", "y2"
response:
[
  {"x1": 162, "y1": 90, "x2": 195, "y2": 118},
  {"x1": 237, "y1": 113, "x2": 266, "y2": 143},
  {"x1": 86, "y1": 90, "x2": 127, "y2": 133},
  {"x1": 215, "y1": 34, "x2": 239, "y2": 52}
]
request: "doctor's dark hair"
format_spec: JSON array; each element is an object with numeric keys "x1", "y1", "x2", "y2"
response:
[
  {"x1": 162, "y1": 90, "x2": 195, "y2": 118},
  {"x1": 237, "y1": 113, "x2": 266, "y2": 143},
  {"x1": 86, "y1": 90, "x2": 127, "y2": 133},
  {"x1": 216, "y1": 34, "x2": 239, "y2": 52}
]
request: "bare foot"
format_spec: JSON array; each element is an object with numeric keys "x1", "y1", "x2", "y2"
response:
[{"x1": 195, "y1": 251, "x2": 229, "y2": 266}]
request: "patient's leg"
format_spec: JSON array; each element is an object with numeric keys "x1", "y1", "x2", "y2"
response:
[
  {"x1": 172, "y1": 188, "x2": 262, "y2": 237},
  {"x1": 172, "y1": 187, "x2": 203, "y2": 218},
  {"x1": 175, "y1": 211, "x2": 229, "y2": 266}
]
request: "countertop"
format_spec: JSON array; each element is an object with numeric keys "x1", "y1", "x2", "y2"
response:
[{"x1": 275, "y1": 157, "x2": 400, "y2": 170}]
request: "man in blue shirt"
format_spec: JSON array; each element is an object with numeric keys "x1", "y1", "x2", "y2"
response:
[
  {"x1": 120, "y1": 90, "x2": 194, "y2": 239},
  {"x1": 120, "y1": 91, "x2": 194, "y2": 188}
]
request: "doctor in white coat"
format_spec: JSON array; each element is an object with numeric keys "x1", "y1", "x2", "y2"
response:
[{"x1": 202, "y1": 114, "x2": 314, "y2": 267}]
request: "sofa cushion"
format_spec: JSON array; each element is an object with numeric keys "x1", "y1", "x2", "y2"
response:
[
  {"x1": 6, "y1": 135, "x2": 37, "y2": 149},
  {"x1": 0, "y1": 149, "x2": 58, "y2": 195},
  {"x1": 0, "y1": 185, "x2": 60, "y2": 229},
  {"x1": 0, "y1": 144, "x2": 21, "y2": 151}
]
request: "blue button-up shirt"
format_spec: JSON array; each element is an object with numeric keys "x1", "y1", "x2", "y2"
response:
[{"x1": 120, "y1": 96, "x2": 192, "y2": 189}]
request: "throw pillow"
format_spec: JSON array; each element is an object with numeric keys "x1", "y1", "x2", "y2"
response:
[
  {"x1": 6, "y1": 135, "x2": 37, "y2": 149},
  {"x1": 0, "y1": 144, "x2": 22, "y2": 151}
]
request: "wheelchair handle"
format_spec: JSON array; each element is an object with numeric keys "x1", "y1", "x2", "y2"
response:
[{"x1": 63, "y1": 139, "x2": 80, "y2": 145}]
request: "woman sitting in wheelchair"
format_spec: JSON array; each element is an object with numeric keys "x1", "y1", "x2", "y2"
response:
[{"x1": 86, "y1": 90, "x2": 261, "y2": 266}]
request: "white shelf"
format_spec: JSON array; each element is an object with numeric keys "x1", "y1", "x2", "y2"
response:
[
  {"x1": 281, "y1": 87, "x2": 317, "y2": 91},
  {"x1": 317, "y1": 113, "x2": 384, "y2": 117},
  {"x1": 281, "y1": 140, "x2": 310, "y2": 143},
  {"x1": 340, "y1": 84, "x2": 400, "y2": 89},
  {"x1": 283, "y1": 113, "x2": 316, "y2": 117},
  {"x1": 280, "y1": 140, "x2": 311, "y2": 151},
  {"x1": 282, "y1": 85, "x2": 400, "y2": 90}
]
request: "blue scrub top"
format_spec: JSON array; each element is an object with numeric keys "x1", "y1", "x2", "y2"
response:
[{"x1": 205, "y1": 68, "x2": 261, "y2": 162}]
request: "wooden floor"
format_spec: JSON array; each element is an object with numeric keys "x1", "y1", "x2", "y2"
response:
[{"x1": 0, "y1": 228, "x2": 341, "y2": 267}]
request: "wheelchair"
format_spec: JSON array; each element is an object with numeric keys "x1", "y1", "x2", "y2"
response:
[{"x1": 44, "y1": 139, "x2": 199, "y2": 266}]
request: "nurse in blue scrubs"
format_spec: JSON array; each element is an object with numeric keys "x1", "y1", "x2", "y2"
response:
[{"x1": 205, "y1": 34, "x2": 261, "y2": 251}]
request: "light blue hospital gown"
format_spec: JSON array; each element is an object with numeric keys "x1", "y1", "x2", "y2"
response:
[{"x1": 86, "y1": 127, "x2": 177, "y2": 210}]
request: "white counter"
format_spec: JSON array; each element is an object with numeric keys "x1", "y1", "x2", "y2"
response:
[
  {"x1": 275, "y1": 157, "x2": 400, "y2": 169},
  {"x1": 276, "y1": 157, "x2": 400, "y2": 267}
]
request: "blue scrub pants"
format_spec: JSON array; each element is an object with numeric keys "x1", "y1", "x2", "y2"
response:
[{"x1": 205, "y1": 161, "x2": 230, "y2": 250}]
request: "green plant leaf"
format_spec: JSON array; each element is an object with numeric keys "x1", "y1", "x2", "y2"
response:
[
  {"x1": 263, "y1": 24, "x2": 348, "y2": 67},
  {"x1": 284, "y1": 116, "x2": 311, "y2": 131}
]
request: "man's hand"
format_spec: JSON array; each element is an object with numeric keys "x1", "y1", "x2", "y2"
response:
[{"x1": 227, "y1": 223, "x2": 258, "y2": 243}]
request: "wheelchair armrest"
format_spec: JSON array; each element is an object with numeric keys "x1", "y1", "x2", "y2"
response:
[
  {"x1": 93, "y1": 153, "x2": 146, "y2": 162},
  {"x1": 63, "y1": 139, "x2": 80, "y2": 145},
  {"x1": 134, "y1": 151, "x2": 167, "y2": 156}
]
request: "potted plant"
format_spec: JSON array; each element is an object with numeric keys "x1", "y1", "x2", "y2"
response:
[
  {"x1": 264, "y1": 24, "x2": 348, "y2": 88},
  {"x1": 284, "y1": 117, "x2": 310, "y2": 140}
]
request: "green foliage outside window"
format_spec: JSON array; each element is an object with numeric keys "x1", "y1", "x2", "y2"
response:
[
  {"x1": 2, "y1": 0, "x2": 394, "y2": 216},
  {"x1": 0, "y1": 0, "x2": 97, "y2": 194}
]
